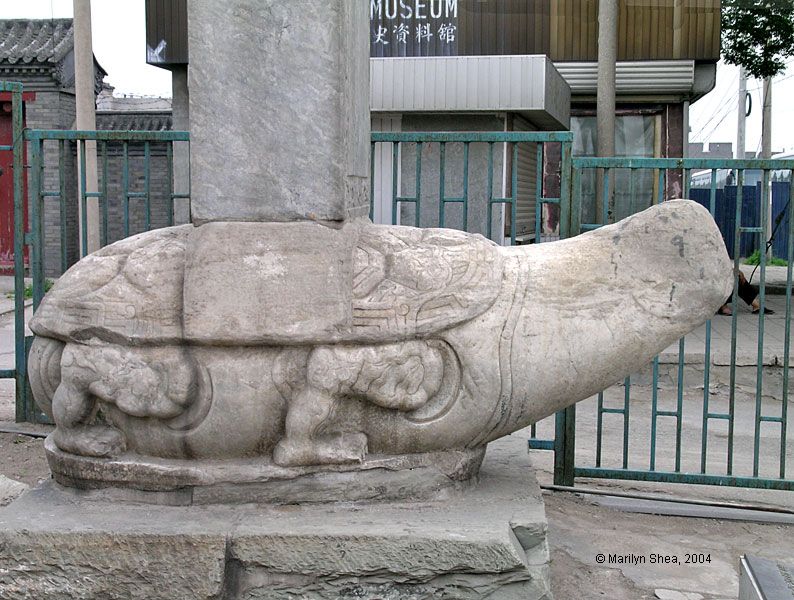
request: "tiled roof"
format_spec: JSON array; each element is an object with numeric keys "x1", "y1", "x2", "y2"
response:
[
  {"x1": 0, "y1": 19, "x2": 74, "y2": 66},
  {"x1": 96, "y1": 111, "x2": 173, "y2": 132}
]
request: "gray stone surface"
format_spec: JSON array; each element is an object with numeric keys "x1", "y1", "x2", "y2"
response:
[
  {"x1": 740, "y1": 555, "x2": 794, "y2": 600},
  {"x1": 0, "y1": 474, "x2": 28, "y2": 507},
  {"x1": 0, "y1": 434, "x2": 551, "y2": 600},
  {"x1": 27, "y1": 200, "x2": 732, "y2": 497},
  {"x1": 655, "y1": 589, "x2": 704, "y2": 600},
  {"x1": 181, "y1": 219, "x2": 502, "y2": 344},
  {"x1": 187, "y1": 0, "x2": 370, "y2": 223},
  {"x1": 45, "y1": 437, "x2": 484, "y2": 504}
]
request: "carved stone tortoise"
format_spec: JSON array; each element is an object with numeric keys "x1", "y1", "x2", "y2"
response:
[{"x1": 28, "y1": 200, "x2": 731, "y2": 495}]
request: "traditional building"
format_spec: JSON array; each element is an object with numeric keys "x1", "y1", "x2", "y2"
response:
[{"x1": 0, "y1": 18, "x2": 104, "y2": 273}]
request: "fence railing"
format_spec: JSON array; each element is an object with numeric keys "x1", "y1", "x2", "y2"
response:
[
  {"x1": 4, "y1": 77, "x2": 794, "y2": 493},
  {"x1": 25, "y1": 129, "x2": 190, "y2": 305},
  {"x1": 370, "y1": 131, "x2": 573, "y2": 242}
]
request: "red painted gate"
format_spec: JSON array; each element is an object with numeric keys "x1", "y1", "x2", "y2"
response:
[{"x1": 0, "y1": 96, "x2": 27, "y2": 273}]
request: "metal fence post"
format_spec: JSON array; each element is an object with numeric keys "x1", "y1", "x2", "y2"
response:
[
  {"x1": 554, "y1": 405, "x2": 576, "y2": 486},
  {"x1": 560, "y1": 139, "x2": 574, "y2": 238}
]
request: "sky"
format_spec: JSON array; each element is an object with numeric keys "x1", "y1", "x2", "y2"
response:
[
  {"x1": 689, "y1": 60, "x2": 794, "y2": 156},
  {"x1": 2, "y1": 0, "x2": 793, "y2": 155},
  {"x1": 0, "y1": 0, "x2": 172, "y2": 98}
]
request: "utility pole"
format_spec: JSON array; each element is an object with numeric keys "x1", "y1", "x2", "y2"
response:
[
  {"x1": 596, "y1": 0, "x2": 618, "y2": 223},
  {"x1": 762, "y1": 77, "x2": 772, "y2": 160},
  {"x1": 762, "y1": 76, "x2": 772, "y2": 255},
  {"x1": 73, "y1": 0, "x2": 100, "y2": 255},
  {"x1": 736, "y1": 66, "x2": 746, "y2": 159}
]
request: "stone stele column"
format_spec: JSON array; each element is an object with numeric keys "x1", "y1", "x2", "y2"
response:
[{"x1": 187, "y1": 0, "x2": 370, "y2": 224}]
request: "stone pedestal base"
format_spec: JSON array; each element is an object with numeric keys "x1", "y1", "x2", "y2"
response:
[
  {"x1": 43, "y1": 437, "x2": 486, "y2": 505},
  {"x1": 0, "y1": 435, "x2": 552, "y2": 600}
]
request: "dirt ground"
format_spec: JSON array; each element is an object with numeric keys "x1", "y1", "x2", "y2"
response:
[
  {"x1": 0, "y1": 430, "x2": 50, "y2": 487},
  {"x1": 542, "y1": 488, "x2": 791, "y2": 599}
]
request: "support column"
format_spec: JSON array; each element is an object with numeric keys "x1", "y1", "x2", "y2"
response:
[
  {"x1": 736, "y1": 66, "x2": 747, "y2": 159},
  {"x1": 762, "y1": 77, "x2": 773, "y2": 254},
  {"x1": 187, "y1": 0, "x2": 370, "y2": 224},
  {"x1": 762, "y1": 77, "x2": 772, "y2": 161},
  {"x1": 596, "y1": 0, "x2": 617, "y2": 223},
  {"x1": 171, "y1": 66, "x2": 190, "y2": 225}
]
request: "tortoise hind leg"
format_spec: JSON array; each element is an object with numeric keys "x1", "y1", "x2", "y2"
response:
[
  {"x1": 51, "y1": 379, "x2": 125, "y2": 457},
  {"x1": 272, "y1": 341, "x2": 443, "y2": 467}
]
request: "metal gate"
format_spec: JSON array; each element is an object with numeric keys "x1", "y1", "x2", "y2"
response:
[
  {"x1": 549, "y1": 156, "x2": 794, "y2": 491},
  {"x1": 0, "y1": 84, "x2": 27, "y2": 273}
]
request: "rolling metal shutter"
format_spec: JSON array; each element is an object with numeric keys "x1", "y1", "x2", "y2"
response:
[{"x1": 513, "y1": 115, "x2": 538, "y2": 243}]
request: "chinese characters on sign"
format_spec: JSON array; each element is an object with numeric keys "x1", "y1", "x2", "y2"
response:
[
  {"x1": 370, "y1": 0, "x2": 459, "y2": 50},
  {"x1": 372, "y1": 22, "x2": 456, "y2": 45},
  {"x1": 438, "y1": 22, "x2": 455, "y2": 43}
]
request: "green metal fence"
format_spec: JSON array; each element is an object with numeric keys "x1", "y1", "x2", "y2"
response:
[
  {"x1": 370, "y1": 131, "x2": 573, "y2": 241},
  {"x1": 0, "y1": 83, "x2": 190, "y2": 423},
  {"x1": 0, "y1": 82, "x2": 25, "y2": 421}
]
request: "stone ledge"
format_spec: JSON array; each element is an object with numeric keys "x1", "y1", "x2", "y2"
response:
[
  {"x1": 0, "y1": 434, "x2": 551, "y2": 599},
  {"x1": 45, "y1": 436, "x2": 486, "y2": 505}
]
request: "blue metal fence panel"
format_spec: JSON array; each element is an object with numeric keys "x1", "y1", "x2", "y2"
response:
[
  {"x1": 690, "y1": 186, "x2": 759, "y2": 259},
  {"x1": 772, "y1": 182, "x2": 792, "y2": 259},
  {"x1": 690, "y1": 182, "x2": 792, "y2": 260}
]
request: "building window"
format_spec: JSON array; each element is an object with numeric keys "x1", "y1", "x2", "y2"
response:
[{"x1": 572, "y1": 114, "x2": 657, "y2": 224}]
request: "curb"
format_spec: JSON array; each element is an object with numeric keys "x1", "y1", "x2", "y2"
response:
[{"x1": 0, "y1": 298, "x2": 32, "y2": 318}]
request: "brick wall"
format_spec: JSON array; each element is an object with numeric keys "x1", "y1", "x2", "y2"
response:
[{"x1": 97, "y1": 142, "x2": 174, "y2": 245}]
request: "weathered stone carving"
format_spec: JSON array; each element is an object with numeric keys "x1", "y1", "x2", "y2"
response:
[{"x1": 28, "y1": 200, "x2": 732, "y2": 497}]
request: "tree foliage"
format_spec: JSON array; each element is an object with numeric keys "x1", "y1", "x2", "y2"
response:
[{"x1": 721, "y1": 0, "x2": 794, "y2": 79}]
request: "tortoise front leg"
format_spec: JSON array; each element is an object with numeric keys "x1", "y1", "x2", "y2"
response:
[
  {"x1": 273, "y1": 385, "x2": 367, "y2": 466},
  {"x1": 272, "y1": 341, "x2": 443, "y2": 467},
  {"x1": 49, "y1": 343, "x2": 126, "y2": 457}
]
